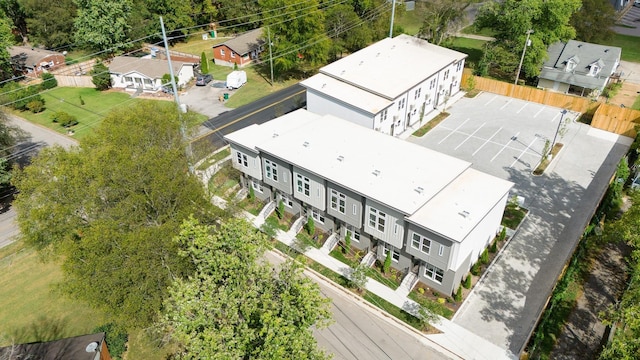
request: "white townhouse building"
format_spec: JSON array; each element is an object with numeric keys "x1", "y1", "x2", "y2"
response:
[
  {"x1": 108, "y1": 56, "x2": 195, "y2": 93},
  {"x1": 301, "y1": 34, "x2": 467, "y2": 137},
  {"x1": 224, "y1": 110, "x2": 512, "y2": 295}
]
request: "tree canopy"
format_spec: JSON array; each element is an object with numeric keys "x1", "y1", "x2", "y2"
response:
[
  {"x1": 159, "y1": 217, "x2": 332, "y2": 359},
  {"x1": 418, "y1": 0, "x2": 471, "y2": 46},
  {"x1": 13, "y1": 101, "x2": 216, "y2": 329},
  {"x1": 21, "y1": 0, "x2": 77, "y2": 49},
  {"x1": 570, "y1": 0, "x2": 616, "y2": 44},
  {"x1": 73, "y1": 0, "x2": 132, "y2": 52},
  {"x1": 0, "y1": 12, "x2": 14, "y2": 81},
  {"x1": 475, "y1": 0, "x2": 581, "y2": 80}
]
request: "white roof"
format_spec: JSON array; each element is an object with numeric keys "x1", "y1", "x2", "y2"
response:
[
  {"x1": 225, "y1": 109, "x2": 473, "y2": 215},
  {"x1": 301, "y1": 73, "x2": 393, "y2": 114},
  {"x1": 407, "y1": 168, "x2": 513, "y2": 242},
  {"x1": 310, "y1": 34, "x2": 467, "y2": 100}
]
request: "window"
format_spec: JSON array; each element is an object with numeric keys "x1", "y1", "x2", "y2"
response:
[
  {"x1": 438, "y1": 244, "x2": 444, "y2": 256},
  {"x1": 368, "y1": 207, "x2": 386, "y2": 232},
  {"x1": 236, "y1": 152, "x2": 248, "y2": 167},
  {"x1": 381, "y1": 109, "x2": 388, "y2": 122},
  {"x1": 397, "y1": 98, "x2": 405, "y2": 110},
  {"x1": 383, "y1": 244, "x2": 400, "y2": 262},
  {"x1": 424, "y1": 262, "x2": 444, "y2": 283},
  {"x1": 411, "y1": 233, "x2": 431, "y2": 254},
  {"x1": 124, "y1": 76, "x2": 133, "y2": 83},
  {"x1": 279, "y1": 193, "x2": 293, "y2": 207},
  {"x1": 353, "y1": 204, "x2": 357, "y2": 215},
  {"x1": 296, "y1": 174, "x2": 310, "y2": 196},
  {"x1": 265, "y1": 159, "x2": 278, "y2": 182},
  {"x1": 311, "y1": 208, "x2": 325, "y2": 224},
  {"x1": 443, "y1": 70, "x2": 450, "y2": 80},
  {"x1": 456, "y1": 61, "x2": 463, "y2": 71},
  {"x1": 429, "y1": 79, "x2": 436, "y2": 89},
  {"x1": 230, "y1": 51, "x2": 236, "y2": 58},
  {"x1": 345, "y1": 226, "x2": 360, "y2": 242},
  {"x1": 414, "y1": 88, "x2": 421, "y2": 99},
  {"x1": 330, "y1": 189, "x2": 346, "y2": 214},
  {"x1": 251, "y1": 180, "x2": 263, "y2": 193},
  {"x1": 393, "y1": 224, "x2": 398, "y2": 234},
  {"x1": 220, "y1": 49, "x2": 225, "y2": 56}
]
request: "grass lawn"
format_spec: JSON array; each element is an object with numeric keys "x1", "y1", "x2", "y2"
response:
[
  {"x1": 597, "y1": 34, "x2": 640, "y2": 62},
  {"x1": 170, "y1": 34, "x2": 227, "y2": 58},
  {"x1": 363, "y1": 292, "x2": 424, "y2": 331},
  {"x1": 0, "y1": 243, "x2": 105, "y2": 345},
  {"x1": 448, "y1": 37, "x2": 487, "y2": 68},
  {"x1": 196, "y1": 147, "x2": 230, "y2": 171},
  {"x1": 412, "y1": 112, "x2": 449, "y2": 137},
  {"x1": 502, "y1": 202, "x2": 528, "y2": 229},
  {"x1": 395, "y1": 3, "x2": 426, "y2": 36}
]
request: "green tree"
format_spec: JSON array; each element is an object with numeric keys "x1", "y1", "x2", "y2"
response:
[
  {"x1": 214, "y1": 0, "x2": 260, "y2": 29},
  {"x1": 475, "y1": 0, "x2": 581, "y2": 80},
  {"x1": 418, "y1": 0, "x2": 472, "y2": 45},
  {"x1": 349, "y1": 263, "x2": 368, "y2": 293},
  {"x1": 0, "y1": 0, "x2": 27, "y2": 41},
  {"x1": 0, "y1": 12, "x2": 14, "y2": 81},
  {"x1": 276, "y1": 199, "x2": 284, "y2": 219},
  {"x1": 73, "y1": 0, "x2": 131, "y2": 52},
  {"x1": 454, "y1": 285, "x2": 462, "y2": 302},
  {"x1": 159, "y1": 217, "x2": 332, "y2": 359},
  {"x1": 12, "y1": 102, "x2": 216, "y2": 329},
  {"x1": 463, "y1": 274, "x2": 472, "y2": 289},
  {"x1": 571, "y1": 0, "x2": 616, "y2": 43},
  {"x1": 259, "y1": 0, "x2": 330, "y2": 77},
  {"x1": 344, "y1": 230, "x2": 351, "y2": 253},
  {"x1": 21, "y1": 0, "x2": 76, "y2": 48},
  {"x1": 90, "y1": 62, "x2": 111, "y2": 90},
  {"x1": 383, "y1": 250, "x2": 391, "y2": 274},
  {"x1": 306, "y1": 215, "x2": 315, "y2": 235},
  {"x1": 199, "y1": 51, "x2": 209, "y2": 74},
  {"x1": 324, "y1": 4, "x2": 366, "y2": 61}
]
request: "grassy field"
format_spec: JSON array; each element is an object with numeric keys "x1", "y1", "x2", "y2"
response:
[
  {"x1": 395, "y1": 3, "x2": 425, "y2": 36},
  {"x1": 599, "y1": 33, "x2": 640, "y2": 62},
  {"x1": 0, "y1": 242, "x2": 105, "y2": 345}
]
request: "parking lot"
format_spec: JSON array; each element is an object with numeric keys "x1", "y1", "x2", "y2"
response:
[
  {"x1": 180, "y1": 80, "x2": 232, "y2": 118},
  {"x1": 410, "y1": 92, "x2": 580, "y2": 181},
  {"x1": 409, "y1": 91, "x2": 632, "y2": 356}
]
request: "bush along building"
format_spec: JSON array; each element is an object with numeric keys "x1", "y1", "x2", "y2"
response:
[{"x1": 224, "y1": 110, "x2": 513, "y2": 296}]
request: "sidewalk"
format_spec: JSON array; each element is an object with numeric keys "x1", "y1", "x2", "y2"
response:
[{"x1": 212, "y1": 195, "x2": 515, "y2": 360}]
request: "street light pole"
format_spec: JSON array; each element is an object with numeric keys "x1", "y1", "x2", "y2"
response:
[
  {"x1": 551, "y1": 109, "x2": 568, "y2": 153},
  {"x1": 514, "y1": 29, "x2": 534, "y2": 87}
]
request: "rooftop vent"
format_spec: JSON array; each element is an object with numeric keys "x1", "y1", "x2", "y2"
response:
[
  {"x1": 303, "y1": 141, "x2": 310, "y2": 147},
  {"x1": 321, "y1": 83, "x2": 326, "y2": 88},
  {"x1": 341, "y1": 70, "x2": 346, "y2": 75},
  {"x1": 359, "y1": 61, "x2": 364, "y2": 66},
  {"x1": 272, "y1": 133, "x2": 279, "y2": 138},
  {"x1": 337, "y1": 155, "x2": 344, "y2": 162},
  {"x1": 372, "y1": 169, "x2": 381, "y2": 176},
  {"x1": 415, "y1": 186, "x2": 424, "y2": 194},
  {"x1": 376, "y1": 52, "x2": 380, "y2": 57},
  {"x1": 604, "y1": 49, "x2": 609, "y2": 53},
  {"x1": 458, "y1": 210, "x2": 470, "y2": 218},
  {"x1": 577, "y1": 44, "x2": 582, "y2": 48}
]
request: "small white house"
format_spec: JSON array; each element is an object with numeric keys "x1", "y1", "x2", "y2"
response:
[
  {"x1": 108, "y1": 56, "x2": 196, "y2": 92},
  {"x1": 301, "y1": 34, "x2": 467, "y2": 137}
]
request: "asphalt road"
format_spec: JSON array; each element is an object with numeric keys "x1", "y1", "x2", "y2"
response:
[{"x1": 191, "y1": 83, "x2": 306, "y2": 152}]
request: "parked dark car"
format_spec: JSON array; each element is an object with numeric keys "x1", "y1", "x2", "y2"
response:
[{"x1": 195, "y1": 74, "x2": 213, "y2": 86}]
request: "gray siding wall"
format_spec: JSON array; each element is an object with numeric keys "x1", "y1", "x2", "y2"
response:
[
  {"x1": 230, "y1": 144, "x2": 262, "y2": 180},
  {"x1": 405, "y1": 223, "x2": 453, "y2": 272},
  {"x1": 292, "y1": 167, "x2": 326, "y2": 210},
  {"x1": 375, "y1": 242, "x2": 412, "y2": 274},
  {"x1": 338, "y1": 224, "x2": 371, "y2": 252},
  {"x1": 306, "y1": 90, "x2": 375, "y2": 129},
  {"x1": 275, "y1": 191, "x2": 303, "y2": 216},
  {"x1": 261, "y1": 154, "x2": 293, "y2": 194},
  {"x1": 326, "y1": 183, "x2": 363, "y2": 228},
  {"x1": 304, "y1": 206, "x2": 334, "y2": 233},
  {"x1": 242, "y1": 175, "x2": 271, "y2": 201},
  {"x1": 418, "y1": 252, "x2": 471, "y2": 296},
  {"x1": 363, "y1": 199, "x2": 405, "y2": 249}
]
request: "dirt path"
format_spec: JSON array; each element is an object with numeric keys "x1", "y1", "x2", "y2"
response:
[
  {"x1": 609, "y1": 81, "x2": 640, "y2": 108},
  {"x1": 550, "y1": 241, "x2": 630, "y2": 360}
]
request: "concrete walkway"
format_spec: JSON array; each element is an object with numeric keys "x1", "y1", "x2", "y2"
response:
[{"x1": 211, "y1": 196, "x2": 514, "y2": 360}]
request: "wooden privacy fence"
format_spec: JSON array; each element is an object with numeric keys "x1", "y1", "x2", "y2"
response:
[{"x1": 461, "y1": 69, "x2": 640, "y2": 137}]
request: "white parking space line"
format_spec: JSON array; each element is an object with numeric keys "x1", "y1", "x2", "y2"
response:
[
  {"x1": 516, "y1": 103, "x2": 528, "y2": 114},
  {"x1": 534, "y1": 106, "x2": 546, "y2": 118},
  {"x1": 438, "y1": 118, "x2": 469, "y2": 144},
  {"x1": 510, "y1": 137, "x2": 539, "y2": 168},
  {"x1": 500, "y1": 98, "x2": 513, "y2": 110},
  {"x1": 484, "y1": 95, "x2": 498, "y2": 107},
  {"x1": 455, "y1": 122, "x2": 486, "y2": 150},
  {"x1": 550, "y1": 111, "x2": 561, "y2": 123},
  {"x1": 491, "y1": 132, "x2": 519, "y2": 162},
  {"x1": 473, "y1": 127, "x2": 503, "y2": 156}
]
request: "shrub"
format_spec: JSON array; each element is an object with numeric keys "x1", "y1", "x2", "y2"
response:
[
  {"x1": 383, "y1": 250, "x2": 391, "y2": 274},
  {"x1": 26, "y1": 99, "x2": 45, "y2": 113},
  {"x1": 92, "y1": 323, "x2": 127, "y2": 359},
  {"x1": 471, "y1": 262, "x2": 481, "y2": 276},
  {"x1": 79, "y1": 95, "x2": 85, "y2": 105},
  {"x1": 276, "y1": 200, "x2": 284, "y2": 219},
  {"x1": 349, "y1": 264, "x2": 368, "y2": 293},
  {"x1": 417, "y1": 287, "x2": 425, "y2": 295},
  {"x1": 480, "y1": 249, "x2": 489, "y2": 265},
  {"x1": 40, "y1": 72, "x2": 57, "y2": 90},
  {"x1": 248, "y1": 185, "x2": 255, "y2": 200},
  {"x1": 50, "y1": 111, "x2": 78, "y2": 127},
  {"x1": 498, "y1": 227, "x2": 507, "y2": 242},
  {"x1": 344, "y1": 231, "x2": 351, "y2": 254},
  {"x1": 200, "y1": 51, "x2": 209, "y2": 73},
  {"x1": 454, "y1": 285, "x2": 462, "y2": 302},
  {"x1": 306, "y1": 216, "x2": 315, "y2": 235},
  {"x1": 91, "y1": 63, "x2": 112, "y2": 90},
  {"x1": 490, "y1": 240, "x2": 498, "y2": 253},
  {"x1": 463, "y1": 274, "x2": 472, "y2": 289}
]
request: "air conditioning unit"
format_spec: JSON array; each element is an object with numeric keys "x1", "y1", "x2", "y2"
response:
[
  {"x1": 393, "y1": 115, "x2": 399, "y2": 121},
  {"x1": 410, "y1": 104, "x2": 415, "y2": 110}
]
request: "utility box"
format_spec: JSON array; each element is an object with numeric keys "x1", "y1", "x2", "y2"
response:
[{"x1": 226, "y1": 71, "x2": 247, "y2": 89}]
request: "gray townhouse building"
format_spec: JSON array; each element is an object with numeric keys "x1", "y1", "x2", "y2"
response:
[{"x1": 224, "y1": 110, "x2": 513, "y2": 295}]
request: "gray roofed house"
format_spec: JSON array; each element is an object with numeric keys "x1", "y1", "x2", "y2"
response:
[
  {"x1": 9, "y1": 46, "x2": 66, "y2": 77},
  {"x1": 212, "y1": 28, "x2": 264, "y2": 68},
  {"x1": 108, "y1": 56, "x2": 196, "y2": 92},
  {"x1": 537, "y1": 40, "x2": 621, "y2": 96},
  {"x1": 0, "y1": 332, "x2": 111, "y2": 360}
]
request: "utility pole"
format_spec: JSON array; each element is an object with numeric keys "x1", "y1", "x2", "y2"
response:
[
  {"x1": 514, "y1": 29, "x2": 534, "y2": 87},
  {"x1": 160, "y1": 16, "x2": 193, "y2": 172},
  {"x1": 268, "y1": 26, "x2": 274, "y2": 86},
  {"x1": 389, "y1": 0, "x2": 396, "y2": 38},
  {"x1": 550, "y1": 109, "x2": 568, "y2": 154}
]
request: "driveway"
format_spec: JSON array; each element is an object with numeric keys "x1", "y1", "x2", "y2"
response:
[
  {"x1": 180, "y1": 81, "x2": 233, "y2": 118},
  {"x1": 408, "y1": 92, "x2": 632, "y2": 356}
]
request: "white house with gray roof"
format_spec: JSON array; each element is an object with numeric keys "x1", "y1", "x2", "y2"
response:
[
  {"x1": 538, "y1": 40, "x2": 621, "y2": 96},
  {"x1": 108, "y1": 56, "x2": 195, "y2": 92},
  {"x1": 224, "y1": 109, "x2": 512, "y2": 295},
  {"x1": 301, "y1": 34, "x2": 467, "y2": 137}
]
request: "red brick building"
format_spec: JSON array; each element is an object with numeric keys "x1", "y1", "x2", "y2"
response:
[
  {"x1": 212, "y1": 28, "x2": 264, "y2": 68},
  {"x1": 9, "y1": 46, "x2": 66, "y2": 78}
]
